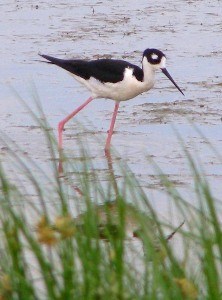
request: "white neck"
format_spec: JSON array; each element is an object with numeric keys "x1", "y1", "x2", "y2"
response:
[
  {"x1": 142, "y1": 57, "x2": 155, "y2": 86},
  {"x1": 142, "y1": 57, "x2": 155, "y2": 89}
]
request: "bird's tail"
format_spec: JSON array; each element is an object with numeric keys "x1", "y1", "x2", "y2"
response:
[{"x1": 38, "y1": 53, "x2": 63, "y2": 65}]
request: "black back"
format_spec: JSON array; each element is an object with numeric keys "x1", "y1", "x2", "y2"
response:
[{"x1": 40, "y1": 54, "x2": 144, "y2": 83}]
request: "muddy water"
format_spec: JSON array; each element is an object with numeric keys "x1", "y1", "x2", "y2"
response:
[{"x1": 0, "y1": 1, "x2": 222, "y2": 222}]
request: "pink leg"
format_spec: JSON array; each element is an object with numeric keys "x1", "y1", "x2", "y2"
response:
[
  {"x1": 105, "y1": 102, "x2": 119, "y2": 152},
  {"x1": 58, "y1": 96, "x2": 93, "y2": 149}
]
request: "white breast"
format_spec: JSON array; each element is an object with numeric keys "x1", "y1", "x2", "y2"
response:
[{"x1": 71, "y1": 68, "x2": 155, "y2": 102}]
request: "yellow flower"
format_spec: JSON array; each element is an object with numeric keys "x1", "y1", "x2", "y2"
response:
[
  {"x1": 0, "y1": 274, "x2": 12, "y2": 300},
  {"x1": 54, "y1": 215, "x2": 76, "y2": 238},
  {"x1": 36, "y1": 216, "x2": 58, "y2": 246},
  {"x1": 0, "y1": 275, "x2": 11, "y2": 292},
  {"x1": 174, "y1": 277, "x2": 198, "y2": 299},
  {"x1": 36, "y1": 215, "x2": 48, "y2": 230},
  {"x1": 37, "y1": 227, "x2": 58, "y2": 246}
]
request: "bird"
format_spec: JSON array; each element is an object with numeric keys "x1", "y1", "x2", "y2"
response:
[{"x1": 39, "y1": 48, "x2": 184, "y2": 151}]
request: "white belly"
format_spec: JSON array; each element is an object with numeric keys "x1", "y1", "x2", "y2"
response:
[
  {"x1": 90, "y1": 77, "x2": 153, "y2": 101},
  {"x1": 71, "y1": 68, "x2": 155, "y2": 101}
]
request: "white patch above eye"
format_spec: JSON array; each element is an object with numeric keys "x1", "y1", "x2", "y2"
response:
[
  {"x1": 160, "y1": 56, "x2": 166, "y2": 68},
  {"x1": 151, "y1": 53, "x2": 159, "y2": 60}
]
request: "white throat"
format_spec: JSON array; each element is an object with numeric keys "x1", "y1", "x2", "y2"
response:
[{"x1": 142, "y1": 57, "x2": 156, "y2": 86}]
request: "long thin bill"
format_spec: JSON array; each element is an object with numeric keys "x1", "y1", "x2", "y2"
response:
[{"x1": 161, "y1": 68, "x2": 184, "y2": 96}]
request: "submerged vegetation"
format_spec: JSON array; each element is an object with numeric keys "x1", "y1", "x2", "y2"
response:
[{"x1": 0, "y1": 97, "x2": 221, "y2": 299}]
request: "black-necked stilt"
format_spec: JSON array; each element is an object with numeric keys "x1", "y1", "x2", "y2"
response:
[{"x1": 40, "y1": 49, "x2": 184, "y2": 151}]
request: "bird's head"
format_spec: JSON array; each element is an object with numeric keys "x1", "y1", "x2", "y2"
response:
[{"x1": 142, "y1": 48, "x2": 184, "y2": 95}]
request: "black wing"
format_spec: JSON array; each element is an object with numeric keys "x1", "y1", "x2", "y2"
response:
[{"x1": 39, "y1": 54, "x2": 144, "y2": 83}]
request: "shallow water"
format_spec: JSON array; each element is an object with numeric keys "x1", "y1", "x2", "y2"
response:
[{"x1": 0, "y1": 1, "x2": 222, "y2": 223}]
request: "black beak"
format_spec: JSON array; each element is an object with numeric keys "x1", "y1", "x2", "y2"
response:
[{"x1": 161, "y1": 68, "x2": 184, "y2": 96}]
